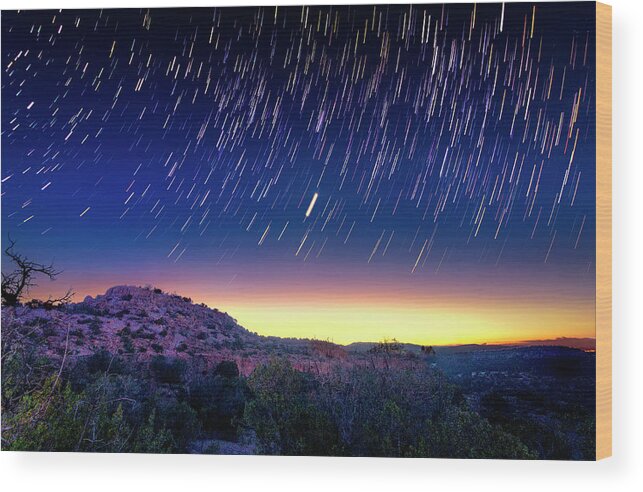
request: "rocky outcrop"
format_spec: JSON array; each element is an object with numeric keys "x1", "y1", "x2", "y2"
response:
[{"x1": 2, "y1": 285, "x2": 384, "y2": 375}]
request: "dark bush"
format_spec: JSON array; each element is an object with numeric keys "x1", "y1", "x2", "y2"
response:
[
  {"x1": 89, "y1": 317, "x2": 102, "y2": 334},
  {"x1": 150, "y1": 356, "x2": 186, "y2": 385},
  {"x1": 188, "y1": 364, "x2": 248, "y2": 433},
  {"x1": 42, "y1": 325, "x2": 57, "y2": 337},
  {"x1": 244, "y1": 359, "x2": 338, "y2": 455},
  {"x1": 156, "y1": 399, "x2": 200, "y2": 451},
  {"x1": 65, "y1": 304, "x2": 108, "y2": 317},
  {"x1": 215, "y1": 360, "x2": 240, "y2": 379},
  {"x1": 121, "y1": 336, "x2": 135, "y2": 353},
  {"x1": 132, "y1": 329, "x2": 155, "y2": 340}
]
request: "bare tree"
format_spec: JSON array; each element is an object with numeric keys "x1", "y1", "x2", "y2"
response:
[{"x1": 1, "y1": 237, "x2": 73, "y2": 307}]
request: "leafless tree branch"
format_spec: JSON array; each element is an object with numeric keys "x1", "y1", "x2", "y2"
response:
[{"x1": 1, "y1": 237, "x2": 68, "y2": 307}]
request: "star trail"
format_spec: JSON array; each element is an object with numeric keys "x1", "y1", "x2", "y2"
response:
[{"x1": 1, "y1": 3, "x2": 597, "y2": 344}]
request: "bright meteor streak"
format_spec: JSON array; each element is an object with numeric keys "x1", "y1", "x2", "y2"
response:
[{"x1": 305, "y1": 192, "x2": 318, "y2": 218}]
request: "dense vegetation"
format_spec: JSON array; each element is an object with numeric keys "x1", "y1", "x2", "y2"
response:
[
  {"x1": 3, "y1": 323, "x2": 537, "y2": 458},
  {"x1": 243, "y1": 359, "x2": 534, "y2": 458},
  {"x1": 2, "y1": 306, "x2": 597, "y2": 459}
]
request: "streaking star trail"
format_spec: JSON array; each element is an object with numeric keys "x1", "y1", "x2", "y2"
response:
[{"x1": 1, "y1": 4, "x2": 596, "y2": 345}]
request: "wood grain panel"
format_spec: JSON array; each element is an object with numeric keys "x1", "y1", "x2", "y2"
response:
[{"x1": 595, "y1": 1, "x2": 612, "y2": 461}]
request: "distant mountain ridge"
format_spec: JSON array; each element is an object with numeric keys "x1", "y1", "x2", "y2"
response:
[{"x1": 346, "y1": 337, "x2": 596, "y2": 354}]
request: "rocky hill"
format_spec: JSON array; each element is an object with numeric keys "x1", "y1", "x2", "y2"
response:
[
  {"x1": 2, "y1": 284, "x2": 593, "y2": 376},
  {"x1": 2, "y1": 285, "x2": 393, "y2": 375}
]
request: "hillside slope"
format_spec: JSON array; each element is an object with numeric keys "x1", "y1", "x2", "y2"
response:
[{"x1": 2, "y1": 285, "x2": 373, "y2": 374}]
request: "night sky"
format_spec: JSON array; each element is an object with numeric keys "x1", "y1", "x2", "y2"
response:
[{"x1": 1, "y1": 3, "x2": 597, "y2": 344}]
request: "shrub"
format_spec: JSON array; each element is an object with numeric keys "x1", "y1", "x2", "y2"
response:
[
  {"x1": 70, "y1": 328, "x2": 84, "y2": 338},
  {"x1": 187, "y1": 362, "x2": 247, "y2": 433},
  {"x1": 42, "y1": 325, "x2": 57, "y2": 337},
  {"x1": 309, "y1": 339, "x2": 347, "y2": 359},
  {"x1": 156, "y1": 399, "x2": 200, "y2": 451},
  {"x1": 3, "y1": 373, "x2": 153, "y2": 453},
  {"x1": 88, "y1": 351, "x2": 123, "y2": 374},
  {"x1": 150, "y1": 356, "x2": 186, "y2": 384},
  {"x1": 65, "y1": 304, "x2": 108, "y2": 317},
  {"x1": 215, "y1": 360, "x2": 240, "y2": 379},
  {"x1": 225, "y1": 334, "x2": 244, "y2": 350},
  {"x1": 89, "y1": 317, "x2": 102, "y2": 334},
  {"x1": 130, "y1": 411, "x2": 174, "y2": 453},
  {"x1": 418, "y1": 407, "x2": 535, "y2": 459},
  {"x1": 121, "y1": 336, "x2": 135, "y2": 353},
  {"x1": 132, "y1": 330, "x2": 155, "y2": 340},
  {"x1": 244, "y1": 359, "x2": 340, "y2": 455}
]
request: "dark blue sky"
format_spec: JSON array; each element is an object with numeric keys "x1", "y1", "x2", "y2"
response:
[{"x1": 2, "y1": 3, "x2": 596, "y2": 323}]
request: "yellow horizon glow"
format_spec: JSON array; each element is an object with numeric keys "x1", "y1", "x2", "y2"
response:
[
  {"x1": 217, "y1": 299, "x2": 594, "y2": 346},
  {"x1": 27, "y1": 276, "x2": 595, "y2": 346}
]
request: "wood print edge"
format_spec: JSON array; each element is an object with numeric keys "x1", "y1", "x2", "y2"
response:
[{"x1": 595, "y1": 1, "x2": 612, "y2": 461}]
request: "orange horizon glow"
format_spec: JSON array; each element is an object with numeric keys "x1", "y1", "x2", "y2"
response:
[{"x1": 25, "y1": 272, "x2": 595, "y2": 347}]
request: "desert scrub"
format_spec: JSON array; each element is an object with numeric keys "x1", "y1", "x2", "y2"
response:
[
  {"x1": 243, "y1": 359, "x2": 535, "y2": 458},
  {"x1": 89, "y1": 317, "x2": 102, "y2": 334}
]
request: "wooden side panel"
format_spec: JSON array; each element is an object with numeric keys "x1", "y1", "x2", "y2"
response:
[{"x1": 595, "y1": 1, "x2": 612, "y2": 461}]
